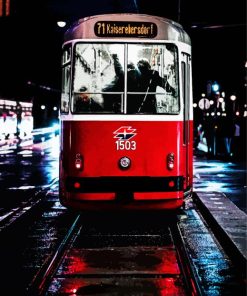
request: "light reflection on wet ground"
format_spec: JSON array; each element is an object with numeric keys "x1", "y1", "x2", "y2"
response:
[
  {"x1": 0, "y1": 136, "x2": 59, "y2": 190},
  {"x1": 193, "y1": 156, "x2": 247, "y2": 213}
]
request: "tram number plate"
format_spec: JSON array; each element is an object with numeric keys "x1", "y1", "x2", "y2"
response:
[{"x1": 115, "y1": 140, "x2": 136, "y2": 150}]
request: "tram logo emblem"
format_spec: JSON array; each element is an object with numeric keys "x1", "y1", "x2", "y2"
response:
[{"x1": 113, "y1": 126, "x2": 137, "y2": 140}]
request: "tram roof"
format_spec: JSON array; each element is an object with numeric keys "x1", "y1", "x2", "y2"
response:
[{"x1": 64, "y1": 13, "x2": 191, "y2": 45}]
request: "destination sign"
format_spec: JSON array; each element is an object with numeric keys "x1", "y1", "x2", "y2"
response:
[{"x1": 94, "y1": 21, "x2": 157, "y2": 38}]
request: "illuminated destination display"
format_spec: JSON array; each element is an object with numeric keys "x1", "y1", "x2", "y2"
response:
[{"x1": 94, "y1": 21, "x2": 157, "y2": 38}]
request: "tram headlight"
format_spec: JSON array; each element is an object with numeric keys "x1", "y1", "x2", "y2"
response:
[
  {"x1": 167, "y1": 153, "x2": 175, "y2": 170},
  {"x1": 75, "y1": 153, "x2": 83, "y2": 171},
  {"x1": 119, "y1": 156, "x2": 131, "y2": 170}
]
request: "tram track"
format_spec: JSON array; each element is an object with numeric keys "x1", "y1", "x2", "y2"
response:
[
  {"x1": 0, "y1": 178, "x2": 58, "y2": 234},
  {"x1": 26, "y1": 212, "x2": 202, "y2": 296},
  {"x1": 170, "y1": 222, "x2": 203, "y2": 296},
  {"x1": 0, "y1": 184, "x2": 78, "y2": 295},
  {"x1": 0, "y1": 189, "x2": 43, "y2": 234},
  {"x1": 0, "y1": 192, "x2": 242, "y2": 295},
  {"x1": 0, "y1": 179, "x2": 238, "y2": 296}
]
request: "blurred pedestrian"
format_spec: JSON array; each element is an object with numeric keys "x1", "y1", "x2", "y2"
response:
[
  {"x1": 194, "y1": 123, "x2": 204, "y2": 151},
  {"x1": 220, "y1": 116, "x2": 235, "y2": 158},
  {"x1": 203, "y1": 117, "x2": 215, "y2": 158},
  {"x1": 232, "y1": 119, "x2": 241, "y2": 159}
]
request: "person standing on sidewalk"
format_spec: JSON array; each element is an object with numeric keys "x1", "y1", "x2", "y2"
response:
[{"x1": 220, "y1": 115, "x2": 235, "y2": 158}]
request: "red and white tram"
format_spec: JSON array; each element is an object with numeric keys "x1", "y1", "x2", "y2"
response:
[{"x1": 59, "y1": 13, "x2": 193, "y2": 210}]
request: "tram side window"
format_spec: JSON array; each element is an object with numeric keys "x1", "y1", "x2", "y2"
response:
[
  {"x1": 72, "y1": 43, "x2": 125, "y2": 113},
  {"x1": 127, "y1": 44, "x2": 179, "y2": 114},
  {"x1": 61, "y1": 46, "x2": 71, "y2": 113}
]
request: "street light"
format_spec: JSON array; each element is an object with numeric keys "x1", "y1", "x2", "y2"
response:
[
  {"x1": 218, "y1": 97, "x2": 225, "y2": 111},
  {"x1": 230, "y1": 95, "x2": 237, "y2": 113},
  {"x1": 212, "y1": 81, "x2": 220, "y2": 92},
  {"x1": 57, "y1": 21, "x2": 66, "y2": 28}
]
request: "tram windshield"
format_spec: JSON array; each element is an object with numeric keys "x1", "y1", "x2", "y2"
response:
[{"x1": 71, "y1": 43, "x2": 179, "y2": 114}]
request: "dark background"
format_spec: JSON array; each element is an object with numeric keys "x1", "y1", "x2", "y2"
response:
[{"x1": 0, "y1": 0, "x2": 246, "y2": 104}]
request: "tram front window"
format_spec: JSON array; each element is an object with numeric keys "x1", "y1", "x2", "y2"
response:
[
  {"x1": 72, "y1": 43, "x2": 124, "y2": 113},
  {"x1": 127, "y1": 44, "x2": 179, "y2": 114},
  {"x1": 72, "y1": 43, "x2": 179, "y2": 114}
]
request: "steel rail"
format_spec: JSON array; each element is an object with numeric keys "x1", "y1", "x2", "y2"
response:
[
  {"x1": 27, "y1": 214, "x2": 82, "y2": 296},
  {"x1": 170, "y1": 222, "x2": 204, "y2": 296}
]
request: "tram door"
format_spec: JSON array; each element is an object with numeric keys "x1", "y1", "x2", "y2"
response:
[{"x1": 181, "y1": 53, "x2": 192, "y2": 189}]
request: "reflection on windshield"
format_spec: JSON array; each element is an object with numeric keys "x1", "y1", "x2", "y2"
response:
[{"x1": 72, "y1": 43, "x2": 179, "y2": 114}]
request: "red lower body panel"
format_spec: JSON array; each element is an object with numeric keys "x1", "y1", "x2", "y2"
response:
[{"x1": 59, "y1": 119, "x2": 193, "y2": 210}]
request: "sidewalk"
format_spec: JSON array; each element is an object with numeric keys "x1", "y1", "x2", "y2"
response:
[
  {"x1": 193, "y1": 151, "x2": 247, "y2": 270},
  {"x1": 193, "y1": 149, "x2": 247, "y2": 213}
]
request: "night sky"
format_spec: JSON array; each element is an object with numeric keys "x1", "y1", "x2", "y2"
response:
[{"x1": 0, "y1": 0, "x2": 245, "y2": 102}]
